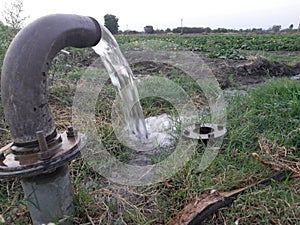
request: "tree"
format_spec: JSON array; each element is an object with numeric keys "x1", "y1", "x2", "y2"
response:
[
  {"x1": 1, "y1": 0, "x2": 28, "y2": 31},
  {"x1": 104, "y1": 14, "x2": 119, "y2": 34},
  {"x1": 271, "y1": 25, "x2": 281, "y2": 33},
  {"x1": 144, "y1": 25, "x2": 154, "y2": 34},
  {"x1": 1, "y1": 0, "x2": 28, "y2": 70}
]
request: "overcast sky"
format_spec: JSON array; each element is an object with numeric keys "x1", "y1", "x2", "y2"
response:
[{"x1": 0, "y1": 0, "x2": 299, "y2": 31}]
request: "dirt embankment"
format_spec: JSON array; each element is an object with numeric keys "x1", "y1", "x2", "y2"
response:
[
  {"x1": 203, "y1": 57, "x2": 300, "y2": 88},
  {"x1": 131, "y1": 57, "x2": 300, "y2": 89}
]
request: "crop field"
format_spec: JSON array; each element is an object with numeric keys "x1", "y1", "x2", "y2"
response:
[
  {"x1": 0, "y1": 30, "x2": 299, "y2": 225},
  {"x1": 116, "y1": 33, "x2": 300, "y2": 59}
]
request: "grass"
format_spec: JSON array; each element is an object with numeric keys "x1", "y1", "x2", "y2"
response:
[
  {"x1": 0, "y1": 44, "x2": 299, "y2": 224},
  {"x1": 263, "y1": 52, "x2": 300, "y2": 64}
]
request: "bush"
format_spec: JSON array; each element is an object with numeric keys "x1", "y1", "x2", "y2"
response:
[{"x1": 0, "y1": 23, "x2": 14, "y2": 71}]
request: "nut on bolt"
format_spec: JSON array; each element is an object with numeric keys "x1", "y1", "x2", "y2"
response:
[
  {"x1": 184, "y1": 130, "x2": 190, "y2": 135},
  {"x1": 217, "y1": 124, "x2": 224, "y2": 131},
  {"x1": 67, "y1": 126, "x2": 76, "y2": 137},
  {"x1": 195, "y1": 122, "x2": 201, "y2": 128},
  {"x1": 208, "y1": 133, "x2": 215, "y2": 138},
  {"x1": 0, "y1": 152, "x2": 5, "y2": 161}
]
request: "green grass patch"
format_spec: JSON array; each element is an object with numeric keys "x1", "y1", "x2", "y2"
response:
[
  {"x1": 1, "y1": 76, "x2": 299, "y2": 224},
  {"x1": 263, "y1": 52, "x2": 300, "y2": 64},
  {"x1": 226, "y1": 78, "x2": 300, "y2": 150}
]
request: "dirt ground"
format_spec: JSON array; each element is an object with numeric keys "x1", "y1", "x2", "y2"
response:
[
  {"x1": 203, "y1": 56, "x2": 300, "y2": 88},
  {"x1": 128, "y1": 53, "x2": 300, "y2": 89},
  {"x1": 55, "y1": 49, "x2": 300, "y2": 89}
]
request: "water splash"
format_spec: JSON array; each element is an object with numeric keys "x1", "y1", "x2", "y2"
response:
[{"x1": 92, "y1": 25, "x2": 148, "y2": 140}]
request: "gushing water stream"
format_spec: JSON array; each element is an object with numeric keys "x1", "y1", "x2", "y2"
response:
[{"x1": 92, "y1": 25, "x2": 148, "y2": 141}]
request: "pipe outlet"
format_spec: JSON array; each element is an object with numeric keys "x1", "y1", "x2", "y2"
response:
[{"x1": 1, "y1": 14, "x2": 101, "y2": 145}]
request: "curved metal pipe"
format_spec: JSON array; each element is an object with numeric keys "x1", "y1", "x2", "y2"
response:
[{"x1": 1, "y1": 14, "x2": 101, "y2": 145}]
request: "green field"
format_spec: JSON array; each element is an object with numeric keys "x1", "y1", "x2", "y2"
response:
[
  {"x1": 0, "y1": 30, "x2": 299, "y2": 224},
  {"x1": 116, "y1": 33, "x2": 300, "y2": 59}
]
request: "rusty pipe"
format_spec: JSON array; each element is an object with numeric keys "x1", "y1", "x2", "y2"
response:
[{"x1": 1, "y1": 14, "x2": 101, "y2": 145}]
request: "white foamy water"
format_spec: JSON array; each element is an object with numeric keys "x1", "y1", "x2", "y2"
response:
[
  {"x1": 119, "y1": 113, "x2": 177, "y2": 152},
  {"x1": 92, "y1": 25, "x2": 148, "y2": 141}
]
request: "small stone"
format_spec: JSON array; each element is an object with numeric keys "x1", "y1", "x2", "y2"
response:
[
  {"x1": 0, "y1": 215, "x2": 5, "y2": 223},
  {"x1": 291, "y1": 74, "x2": 300, "y2": 80}
]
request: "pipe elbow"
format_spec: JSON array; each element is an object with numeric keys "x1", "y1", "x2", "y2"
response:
[{"x1": 1, "y1": 14, "x2": 101, "y2": 145}]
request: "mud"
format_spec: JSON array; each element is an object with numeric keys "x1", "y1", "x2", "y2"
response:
[
  {"x1": 131, "y1": 57, "x2": 300, "y2": 89},
  {"x1": 203, "y1": 57, "x2": 300, "y2": 88}
]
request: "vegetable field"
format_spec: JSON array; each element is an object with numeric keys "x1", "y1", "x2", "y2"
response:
[{"x1": 116, "y1": 33, "x2": 300, "y2": 59}]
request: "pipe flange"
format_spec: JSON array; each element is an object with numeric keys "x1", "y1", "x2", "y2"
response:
[
  {"x1": 182, "y1": 123, "x2": 227, "y2": 141},
  {"x1": 0, "y1": 130, "x2": 86, "y2": 180}
]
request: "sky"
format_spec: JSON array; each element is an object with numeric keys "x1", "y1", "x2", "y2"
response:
[{"x1": 0, "y1": 0, "x2": 299, "y2": 31}]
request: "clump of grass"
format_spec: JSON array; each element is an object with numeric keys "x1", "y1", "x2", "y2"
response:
[
  {"x1": 201, "y1": 78, "x2": 300, "y2": 224},
  {"x1": 158, "y1": 78, "x2": 300, "y2": 224},
  {"x1": 226, "y1": 78, "x2": 300, "y2": 150}
]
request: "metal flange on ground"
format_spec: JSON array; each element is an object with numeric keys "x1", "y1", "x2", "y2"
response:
[
  {"x1": 182, "y1": 122, "x2": 227, "y2": 146},
  {"x1": 0, "y1": 14, "x2": 102, "y2": 224}
]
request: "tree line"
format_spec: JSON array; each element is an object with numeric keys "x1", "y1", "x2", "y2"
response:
[
  {"x1": 139, "y1": 24, "x2": 299, "y2": 34},
  {"x1": 104, "y1": 15, "x2": 300, "y2": 35}
]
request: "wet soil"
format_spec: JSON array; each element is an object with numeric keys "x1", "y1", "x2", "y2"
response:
[
  {"x1": 203, "y1": 57, "x2": 300, "y2": 88},
  {"x1": 130, "y1": 56, "x2": 300, "y2": 89}
]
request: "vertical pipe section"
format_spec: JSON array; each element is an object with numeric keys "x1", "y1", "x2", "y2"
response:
[
  {"x1": 1, "y1": 14, "x2": 101, "y2": 145},
  {"x1": 20, "y1": 165, "x2": 74, "y2": 225}
]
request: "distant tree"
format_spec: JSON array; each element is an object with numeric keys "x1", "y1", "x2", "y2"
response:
[
  {"x1": 215, "y1": 28, "x2": 228, "y2": 33},
  {"x1": 204, "y1": 27, "x2": 211, "y2": 33},
  {"x1": 271, "y1": 25, "x2": 281, "y2": 32},
  {"x1": 1, "y1": 0, "x2": 28, "y2": 31},
  {"x1": 165, "y1": 28, "x2": 171, "y2": 33},
  {"x1": 155, "y1": 29, "x2": 164, "y2": 34},
  {"x1": 104, "y1": 14, "x2": 119, "y2": 34},
  {"x1": 172, "y1": 27, "x2": 207, "y2": 34},
  {"x1": 144, "y1": 25, "x2": 154, "y2": 34},
  {"x1": 252, "y1": 28, "x2": 263, "y2": 33}
]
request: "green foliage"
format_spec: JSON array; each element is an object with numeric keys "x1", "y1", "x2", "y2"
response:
[
  {"x1": 226, "y1": 78, "x2": 300, "y2": 150},
  {"x1": 0, "y1": 23, "x2": 14, "y2": 71},
  {"x1": 1, "y1": 0, "x2": 28, "y2": 31},
  {"x1": 104, "y1": 14, "x2": 119, "y2": 34},
  {"x1": 0, "y1": 0, "x2": 28, "y2": 71},
  {"x1": 116, "y1": 33, "x2": 300, "y2": 59}
]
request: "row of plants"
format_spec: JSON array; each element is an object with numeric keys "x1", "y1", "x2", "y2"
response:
[
  {"x1": 0, "y1": 30, "x2": 299, "y2": 68},
  {"x1": 116, "y1": 33, "x2": 300, "y2": 60}
]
